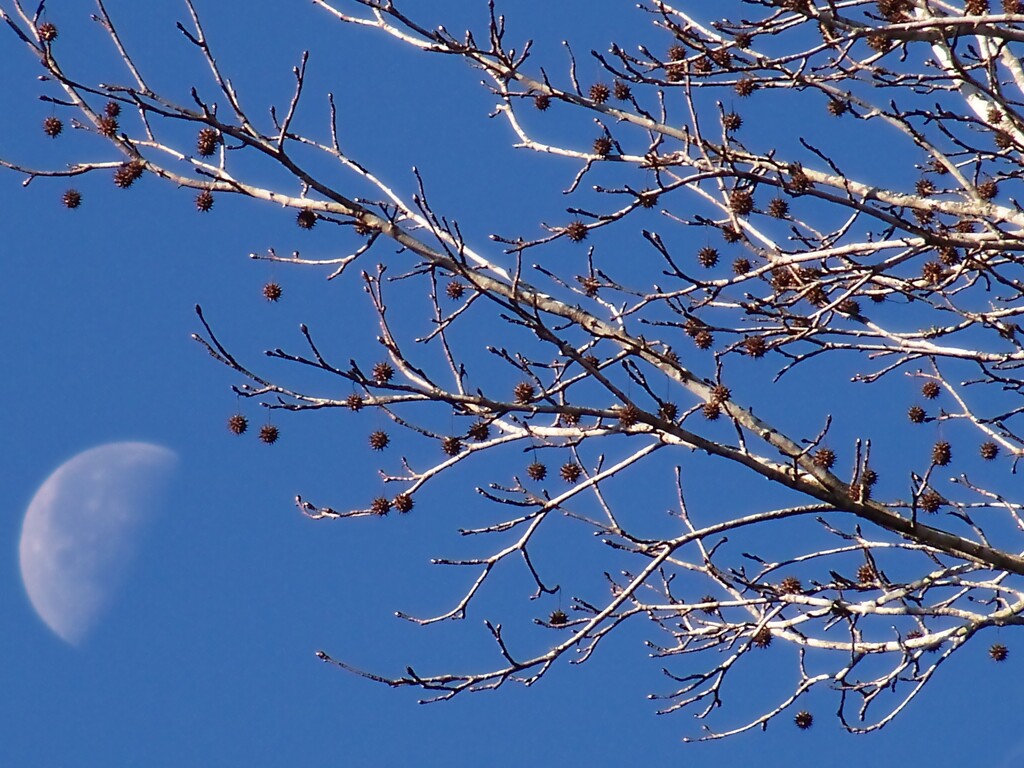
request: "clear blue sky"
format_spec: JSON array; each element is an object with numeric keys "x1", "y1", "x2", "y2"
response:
[{"x1": 2, "y1": 2, "x2": 1022, "y2": 765}]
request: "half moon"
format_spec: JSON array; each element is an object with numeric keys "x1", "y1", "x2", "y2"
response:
[{"x1": 19, "y1": 442, "x2": 178, "y2": 645}]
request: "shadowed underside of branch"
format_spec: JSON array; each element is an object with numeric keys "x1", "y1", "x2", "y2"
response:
[{"x1": 5, "y1": 0, "x2": 1024, "y2": 740}]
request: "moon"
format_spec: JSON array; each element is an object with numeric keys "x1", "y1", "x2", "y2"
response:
[{"x1": 19, "y1": 442, "x2": 178, "y2": 645}]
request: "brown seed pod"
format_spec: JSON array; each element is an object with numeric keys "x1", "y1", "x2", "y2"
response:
[
  {"x1": 764, "y1": 198, "x2": 788, "y2": 219},
  {"x1": 393, "y1": 494, "x2": 414, "y2": 513},
  {"x1": 751, "y1": 626, "x2": 772, "y2": 648},
  {"x1": 262, "y1": 282, "x2": 283, "y2": 302},
  {"x1": 919, "y1": 490, "x2": 944, "y2": 513},
  {"x1": 812, "y1": 447, "x2": 836, "y2": 470},
  {"x1": 744, "y1": 336, "x2": 767, "y2": 358},
  {"x1": 735, "y1": 77, "x2": 756, "y2": 96},
  {"x1": 730, "y1": 189, "x2": 754, "y2": 216},
  {"x1": 296, "y1": 208, "x2": 317, "y2": 229},
  {"x1": 370, "y1": 496, "x2": 391, "y2": 516},
  {"x1": 533, "y1": 93, "x2": 551, "y2": 111},
  {"x1": 564, "y1": 220, "x2": 588, "y2": 242},
  {"x1": 921, "y1": 381, "x2": 940, "y2": 399},
  {"x1": 778, "y1": 576, "x2": 802, "y2": 594},
  {"x1": 613, "y1": 80, "x2": 632, "y2": 101},
  {"x1": 827, "y1": 99, "x2": 847, "y2": 116},
  {"x1": 196, "y1": 128, "x2": 220, "y2": 157},
  {"x1": 857, "y1": 563, "x2": 877, "y2": 584},
  {"x1": 446, "y1": 280, "x2": 466, "y2": 300},
  {"x1": 97, "y1": 115, "x2": 119, "y2": 138},
  {"x1": 588, "y1": 83, "x2": 610, "y2": 103},
  {"x1": 699, "y1": 595, "x2": 719, "y2": 615},
  {"x1": 694, "y1": 330, "x2": 714, "y2": 350},
  {"x1": 658, "y1": 402, "x2": 678, "y2": 421},
  {"x1": 697, "y1": 246, "x2": 719, "y2": 268},
  {"x1": 441, "y1": 436, "x2": 463, "y2": 456},
  {"x1": 980, "y1": 442, "x2": 999, "y2": 460},
  {"x1": 916, "y1": 178, "x2": 936, "y2": 197},
  {"x1": 732, "y1": 257, "x2": 751, "y2": 275},
  {"x1": 560, "y1": 462, "x2": 582, "y2": 483},
  {"x1": 526, "y1": 462, "x2": 547, "y2": 481},
  {"x1": 908, "y1": 405, "x2": 926, "y2": 423},
  {"x1": 259, "y1": 424, "x2": 279, "y2": 444},
  {"x1": 861, "y1": 468, "x2": 879, "y2": 486},
  {"x1": 62, "y1": 189, "x2": 82, "y2": 209},
  {"x1": 977, "y1": 179, "x2": 998, "y2": 200},
  {"x1": 548, "y1": 609, "x2": 568, "y2": 626},
  {"x1": 639, "y1": 192, "x2": 658, "y2": 208},
  {"x1": 368, "y1": 430, "x2": 390, "y2": 451},
  {"x1": 227, "y1": 414, "x2": 248, "y2": 435},
  {"x1": 104, "y1": 101, "x2": 121, "y2": 117},
  {"x1": 372, "y1": 361, "x2": 394, "y2": 384},
  {"x1": 195, "y1": 190, "x2": 215, "y2": 212},
  {"x1": 965, "y1": 0, "x2": 990, "y2": 13},
  {"x1": 592, "y1": 136, "x2": 613, "y2": 156},
  {"x1": 710, "y1": 385, "x2": 731, "y2": 405},
  {"x1": 37, "y1": 22, "x2": 58, "y2": 42},
  {"x1": 467, "y1": 422, "x2": 490, "y2": 442},
  {"x1": 618, "y1": 404, "x2": 641, "y2": 428},
  {"x1": 346, "y1": 394, "x2": 365, "y2": 411},
  {"x1": 113, "y1": 161, "x2": 144, "y2": 189},
  {"x1": 702, "y1": 402, "x2": 721, "y2": 420},
  {"x1": 513, "y1": 382, "x2": 536, "y2": 404},
  {"x1": 990, "y1": 643, "x2": 1009, "y2": 661},
  {"x1": 931, "y1": 440, "x2": 952, "y2": 466},
  {"x1": 722, "y1": 112, "x2": 742, "y2": 131},
  {"x1": 42, "y1": 116, "x2": 63, "y2": 137},
  {"x1": 794, "y1": 711, "x2": 813, "y2": 730}
]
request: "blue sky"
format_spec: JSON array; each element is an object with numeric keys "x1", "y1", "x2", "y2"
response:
[{"x1": 3, "y1": 1, "x2": 1023, "y2": 765}]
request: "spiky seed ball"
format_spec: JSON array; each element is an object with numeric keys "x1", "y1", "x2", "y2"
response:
[
  {"x1": 613, "y1": 80, "x2": 631, "y2": 100},
  {"x1": 956, "y1": 218, "x2": 976, "y2": 234},
  {"x1": 1005, "y1": 0, "x2": 1023, "y2": 12},
  {"x1": 667, "y1": 45, "x2": 687, "y2": 62},
  {"x1": 977, "y1": 179, "x2": 998, "y2": 200},
  {"x1": 658, "y1": 402, "x2": 678, "y2": 421},
  {"x1": 837, "y1": 298, "x2": 861, "y2": 316},
  {"x1": 618, "y1": 404, "x2": 641, "y2": 428},
  {"x1": 579, "y1": 276, "x2": 600, "y2": 296},
  {"x1": 227, "y1": 414, "x2": 248, "y2": 435},
  {"x1": 730, "y1": 189, "x2": 754, "y2": 216},
  {"x1": 751, "y1": 626, "x2": 772, "y2": 648},
  {"x1": 527, "y1": 462, "x2": 547, "y2": 481},
  {"x1": 589, "y1": 83, "x2": 610, "y2": 103},
  {"x1": 370, "y1": 496, "x2": 391, "y2": 516},
  {"x1": 794, "y1": 711, "x2": 813, "y2": 730},
  {"x1": 732, "y1": 257, "x2": 751, "y2": 275},
  {"x1": 62, "y1": 189, "x2": 82, "y2": 209},
  {"x1": 734, "y1": 77, "x2": 756, "y2": 97},
  {"x1": 296, "y1": 208, "x2": 317, "y2": 229},
  {"x1": 812, "y1": 447, "x2": 836, "y2": 470},
  {"x1": 548, "y1": 609, "x2": 568, "y2": 626},
  {"x1": 722, "y1": 112, "x2": 742, "y2": 131},
  {"x1": 665, "y1": 64, "x2": 684, "y2": 82},
  {"x1": 787, "y1": 166, "x2": 813, "y2": 194},
  {"x1": 639, "y1": 192, "x2": 658, "y2": 209},
  {"x1": 196, "y1": 128, "x2": 220, "y2": 157},
  {"x1": 533, "y1": 93, "x2": 551, "y2": 111},
  {"x1": 867, "y1": 32, "x2": 891, "y2": 52},
  {"x1": 371, "y1": 362, "x2": 394, "y2": 384},
  {"x1": 700, "y1": 595, "x2": 719, "y2": 615},
  {"x1": 262, "y1": 282, "x2": 282, "y2": 302},
  {"x1": 195, "y1": 190, "x2": 214, "y2": 212},
  {"x1": 932, "y1": 440, "x2": 952, "y2": 466},
  {"x1": 560, "y1": 462, "x2": 582, "y2": 483},
  {"x1": 113, "y1": 161, "x2": 144, "y2": 188},
  {"x1": 709, "y1": 48, "x2": 731, "y2": 67},
  {"x1": 779, "y1": 576, "x2": 803, "y2": 594},
  {"x1": 862, "y1": 468, "x2": 879, "y2": 486},
  {"x1": 744, "y1": 336, "x2": 767, "y2": 358},
  {"x1": 980, "y1": 441, "x2": 999, "y2": 460},
  {"x1": 916, "y1": 178, "x2": 936, "y2": 197},
  {"x1": 722, "y1": 226, "x2": 742, "y2": 243},
  {"x1": 995, "y1": 131, "x2": 1014, "y2": 150},
  {"x1": 513, "y1": 382, "x2": 535, "y2": 405},
  {"x1": 560, "y1": 411, "x2": 580, "y2": 426},
  {"x1": 97, "y1": 115, "x2": 119, "y2": 138},
  {"x1": 965, "y1": 0, "x2": 990, "y2": 13},
  {"x1": 259, "y1": 424, "x2": 279, "y2": 444},
  {"x1": 908, "y1": 405, "x2": 926, "y2": 423},
  {"x1": 921, "y1": 381, "x2": 940, "y2": 399},
  {"x1": 702, "y1": 402, "x2": 721, "y2": 420},
  {"x1": 467, "y1": 422, "x2": 490, "y2": 442},
  {"x1": 692, "y1": 56, "x2": 712, "y2": 74},
  {"x1": 938, "y1": 246, "x2": 960, "y2": 266},
  {"x1": 919, "y1": 490, "x2": 944, "y2": 513},
  {"x1": 694, "y1": 330, "x2": 714, "y2": 350},
  {"x1": 827, "y1": 99, "x2": 847, "y2": 116},
  {"x1": 990, "y1": 643, "x2": 1009, "y2": 661},
  {"x1": 104, "y1": 101, "x2": 121, "y2": 117},
  {"x1": 592, "y1": 136, "x2": 613, "y2": 156},
  {"x1": 849, "y1": 481, "x2": 872, "y2": 502},
  {"x1": 43, "y1": 116, "x2": 63, "y2": 137},
  {"x1": 857, "y1": 563, "x2": 877, "y2": 583},
  {"x1": 368, "y1": 430, "x2": 390, "y2": 451},
  {"x1": 697, "y1": 246, "x2": 719, "y2": 268},
  {"x1": 710, "y1": 385, "x2": 731, "y2": 405},
  {"x1": 806, "y1": 285, "x2": 829, "y2": 307},
  {"x1": 393, "y1": 494, "x2": 414, "y2": 513},
  {"x1": 37, "y1": 22, "x2": 57, "y2": 42},
  {"x1": 346, "y1": 394, "x2": 365, "y2": 411},
  {"x1": 441, "y1": 436, "x2": 462, "y2": 456},
  {"x1": 446, "y1": 280, "x2": 466, "y2": 300},
  {"x1": 564, "y1": 220, "x2": 588, "y2": 242},
  {"x1": 921, "y1": 261, "x2": 945, "y2": 284}
]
